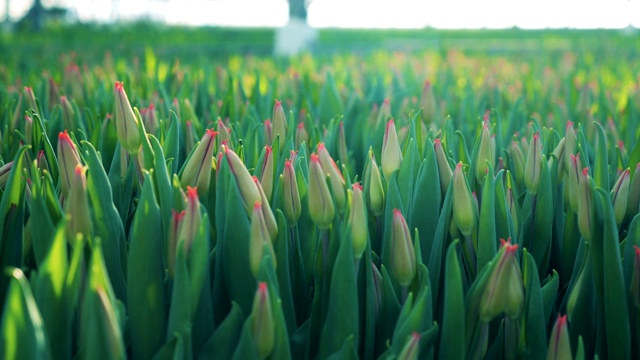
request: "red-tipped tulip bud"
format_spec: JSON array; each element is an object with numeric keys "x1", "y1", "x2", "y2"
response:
[
  {"x1": 578, "y1": 168, "x2": 594, "y2": 241},
  {"x1": 217, "y1": 118, "x2": 232, "y2": 145},
  {"x1": 391, "y1": 209, "x2": 416, "y2": 287},
  {"x1": 181, "y1": 129, "x2": 217, "y2": 196},
  {"x1": 627, "y1": 163, "x2": 640, "y2": 218},
  {"x1": 167, "y1": 210, "x2": 185, "y2": 278},
  {"x1": 60, "y1": 95, "x2": 76, "y2": 131},
  {"x1": 421, "y1": 79, "x2": 437, "y2": 123},
  {"x1": 57, "y1": 130, "x2": 82, "y2": 198},
  {"x1": 610, "y1": 168, "x2": 630, "y2": 225},
  {"x1": 365, "y1": 149, "x2": 385, "y2": 216},
  {"x1": 479, "y1": 239, "x2": 524, "y2": 321},
  {"x1": 308, "y1": 153, "x2": 335, "y2": 229},
  {"x1": 509, "y1": 140, "x2": 526, "y2": 189},
  {"x1": 525, "y1": 131, "x2": 542, "y2": 194},
  {"x1": 453, "y1": 163, "x2": 477, "y2": 237},
  {"x1": 140, "y1": 103, "x2": 158, "y2": 135},
  {"x1": 272, "y1": 99, "x2": 287, "y2": 144},
  {"x1": 282, "y1": 159, "x2": 301, "y2": 226},
  {"x1": 382, "y1": 119, "x2": 403, "y2": 179},
  {"x1": 250, "y1": 202, "x2": 277, "y2": 277},
  {"x1": 264, "y1": 119, "x2": 273, "y2": 145},
  {"x1": 547, "y1": 315, "x2": 572, "y2": 360},
  {"x1": 398, "y1": 332, "x2": 421, "y2": 360},
  {"x1": 252, "y1": 176, "x2": 278, "y2": 241},
  {"x1": 0, "y1": 161, "x2": 13, "y2": 188},
  {"x1": 24, "y1": 86, "x2": 37, "y2": 112},
  {"x1": 251, "y1": 282, "x2": 275, "y2": 359},
  {"x1": 36, "y1": 150, "x2": 48, "y2": 172},
  {"x1": 567, "y1": 154, "x2": 582, "y2": 213},
  {"x1": 224, "y1": 145, "x2": 261, "y2": 216},
  {"x1": 434, "y1": 139, "x2": 453, "y2": 195},
  {"x1": 259, "y1": 146, "x2": 274, "y2": 202},
  {"x1": 476, "y1": 123, "x2": 494, "y2": 183},
  {"x1": 177, "y1": 187, "x2": 202, "y2": 255},
  {"x1": 295, "y1": 122, "x2": 308, "y2": 148},
  {"x1": 564, "y1": 121, "x2": 577, "y2": 172},
  {"x1": 631, "y1": 245, "x2": 640, "y2": 309},
  {"x1": 66, "y1": 164, "x2": 92, "y2": 240},
  {"x1": 350, "y1": 183, "x2": 367, "y2": 260},
  {"x1": 318, "y1": 143, "x2": 346, "y2": 213},
  {"x1": 114, "y1": 81, "x2": 142, "y2": 154}
]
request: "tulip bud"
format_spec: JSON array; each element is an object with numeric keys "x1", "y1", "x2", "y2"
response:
[
  {"x1": 350, "y1": 183, "x2": 368, "y2": 260},
  {"x1": 140, "y1": 103, "x2": 158, "y2": 135},
  {"x1": 398, "y1": 332, "x2": 421, "y2": 360},
  {"x1": 610, "y1": 168, "x2": 630, "y2": 225},
  {"x1": 547, "y1": 315, "x2": 572, "y2": 360},
  {"x1": 391, "y1": 209, "x2": 416, "y2": 287},
  {"x1": 114, "y1": 81, "x2": 142, "y2": 154},
  {"x1": 525, "y1": 131, "x2": 542, "y2": 194},
  {"x1": 567, "y1": 154, "x2": 582, "y2": 213},
  {"x1": 577, "y1": 168, "x2": 593, "y2": 241},
  {"x1": 453, "y1": 163, "x2": 477, "y2": 237},
  {"x1": 308, "y1": 153, "x2": 335, "y2": 229},
  {"x1": 479, "y1": 239, "x2": 524, "y2": 321},
  {"x1": 566, "y1": 262, "x2": 586, "y2": 319},
  {"x1": 631, "y1": 245, "x2": 640, "y2": 309},
  {"x1": 551, "y1": 137, "x2": 565, "y2": 180},
  {"x1": 66, "y1": 164, "x2": 92, "y2": 240},
  {"x1": 365, "y1": 149, "x2": 385, "y2": 216},
  {"x1": 24, "y1": 86, "x2": 37, "y2": 113},
  {"x1": 509, "y1": 140, "x2": 526, "y2": 188},
  {"x1": 36, "y1": 150, "x2": 48, "y2": 173},
  {"x1": 57, "y1": 130, "x2": 82, "y2": 198},
  {"x1": 421, "y1": 79, "x2": 437, "y2": 123},
  {"x1": 167, "y1": 210, "x2": 185, "y2": 278},
  {"x1": 381, "y1": 119, "x2": 403, "y2": 179},
  {"x1": 252, "y1": 176, "x2": 278, "y2": 241},
  {"x1": 60, "y1": 95, "x2": 76, "y2": 131},
  {"x1": 185, "y1": 121, "x2": 196, "y2": 154},
  {"x1": 259, "y1": 146, "x2": 274, "y2": 202},
  {"x1": 317, "y1": 143, "x2": 346, "y2": 213},
  {"x1": 177, "y1": 187, "x2": 202, "y2": 255},
  {"x1": 282, "y1": 159, "x2": 301, "y2": 227},
  {"x1": 0, "y1": 161, "x2": 13, "y2": 188},
  {"x1": 272, "y1": 100, "x2": 287, "y2": 144},
  {"x1": 627, "y1": 163, "x2": 640, "y2": 218},
  {"x1": 24, "y1": 115, "x2": 33, "y2": 146},
  {"x1": 250, "y1": 202, "x2": 277, "y2": 277},
  {"x1": 434, "y1": 139, "x2": 453, "y2": 195},
  {"x1": 217, "y1": 118, "x2": 232, "y2": 145},
  {"x1": 251, "y1": 282, "x2": 275, "y2": 359},
  {"x1": 295, "y1": 122, "x2": 308, "y2": 148},
  {"x1": 564, "y1": 121, "x2": 577, "y2": 172},
  {"x1": 181, "y1": 129, "x2": 217, "y2": 196},
  {"x1": 224, "y1": 145, "x2": 261, "y2": 216},
  {"x1": 264, "y1": 119, "x2": 273, "y2": 145},
  {"x1": 476, "y1": 123, "x2": 494, "y2": 183}
]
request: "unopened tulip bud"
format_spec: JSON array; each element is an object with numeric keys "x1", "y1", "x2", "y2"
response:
[
  {"x1": 365, "y1": 149, "x2": 385, "y2": 216},
  {"x1": 114, "y1": 81, "x2": 142, "y2": 154},
  {"x1": 282, "y1": 159, "x2": 301, "y2": 226},
  {"x1": 350, "y1": 184, "x2": 368, "y2": 260},
  {"x1": 57, "y1": 130, "x2": 82, "y2": 198},
  {"x1": 567, "y1": 154, "x2": 582, "y2": 213},
  {"x1": 308, "y1": 153, "x2": 335, "y2": 229},
  {"x1": 264, "y1": 119, "x2": 273, "y2": 145},
  {"x1": 551, "y1": 137, "x2": 565, "y2": 180},
  {"x1": 177, "y1": 187, "x2": 202, "y2": 255},
  {"x1": 251, "y1": 282, "x2": 275, "y2": 359},
  {"x1": 479, "y1": 239, "x2": 524, "y2": 321},
  {"x1": 391, "y1": 209, "x2": 416, "y2": 287},
  {"x1": 509, "y1": 140, "x2": 526, "y2": 188},
  {"x1": 525, "y1": 131, "x2": 542, "y2": 194},
  {"x1": 295, "y1": 122, "x2": 308, "y2": 148},
  {"x1": 140, "y1": 103, "x2": 158, "y2": 135},
  {"x1": 564, "y1": 121, "x2": 577, "y2": 172},
  {"x1": 181, "y1": 129, "x2": 217, "y2": 196},
  {"x1": 217, "y1": 118, "x2": 232, "y2": 145},
  {"x1": 317, "y1": 143, "x2": 346, "y2": 213},
  {"x1": 453, "y1": 163, "x2": 477, "y2": 237},
  {"x1": 60, "y1": 95, "x2": 76, "y2": 131},
  {"x1": 224, "y1": 145, "x2": 261, "y2": 216},
  {"x1": 272, "y1": 100, "x2": 287, "y2": 144},
  {"x1": 259, "y1": 146, "x2": 274, "y2": 202},
  {"x1": 434, "y1": 139, "x2": 453, "y2": 195},
  {"x1": 250, "y1": 202, "x2": 277, "y2": 277},
  {"x1": 24, "y1": 86, "x2": 37, "y2": 112},
  {"x1": 627, "y1": 163, "x2": 640, "y2": 218},
  {"x1": 421, "y1": 79, "x2": 437, "y2": 123},
  {"x1": 547, "y1": 315, "x2": 572, "y2": 360},
  {"x1": 0, "y1": 161, "x2": 13, "y2": 188},
  {"x1": 631, "y1": 245, "x2": 640, "y2": 309},
  {"x1": 252, "y1": 176, "x2": 278, "y2": 241},
  {"x1": 476, "y1": 123, "x2": 494, "y2": 183},
  {"x1": 610, "y1": 168, "x2": 630, "y2": 225},
  {"x1": 381, "y1": 119, "x2": 403, "y2": 179},
  {"x1": 36, "y1": 150, "x2": 48, "y2": 172},
  {"x1": 66, "y1": 164, "x2": 92, "y2": 240},
  {"x1": 398, "y1": 332, "x2": 421, "y2": 360},
  {"x1": 168, "y1": 210, "x2": 185, "y2": 277},
  {"x1": 578, "y1": 168, "x2": 593, "y2": 241}
]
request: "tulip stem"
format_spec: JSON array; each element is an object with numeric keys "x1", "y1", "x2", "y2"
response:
[
  {"x1": 401, "y1": 285, "x2": 409, "y2": 305},
  {"x1": 321, "y1": 228, "x2": 330, "y2": 274},
  {"x1": 375, "y1": 215, "x2": 382, "y2": 253},
  {"x1": 463, "y1": 233, "x2": 477, "y2": 278}
]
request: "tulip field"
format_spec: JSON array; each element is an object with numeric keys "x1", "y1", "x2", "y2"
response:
[{"x1": 1, "y1": 26, "x2": 640, "y2": 359}]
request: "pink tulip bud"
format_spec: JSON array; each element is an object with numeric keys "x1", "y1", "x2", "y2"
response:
[
  {"x1": 114, "y1": 81, "x2": 142, "y2": 154},
  {"x1": 479, "y1": 238, "x2": 524, "y2": 321},
  {"x1": 181, "y1": 129, "x2": 217, "y2": 196},
  {"x1": 57, "y1": 130, "x2": 82, "y2": 198},
  {"x1": 251, "y1": 282, "x2": 275, "y2": 359}
]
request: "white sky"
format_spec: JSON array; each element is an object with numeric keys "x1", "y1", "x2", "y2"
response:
[{"x1": 2, "y1": 0, "x2": 640, "y2": 28}]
